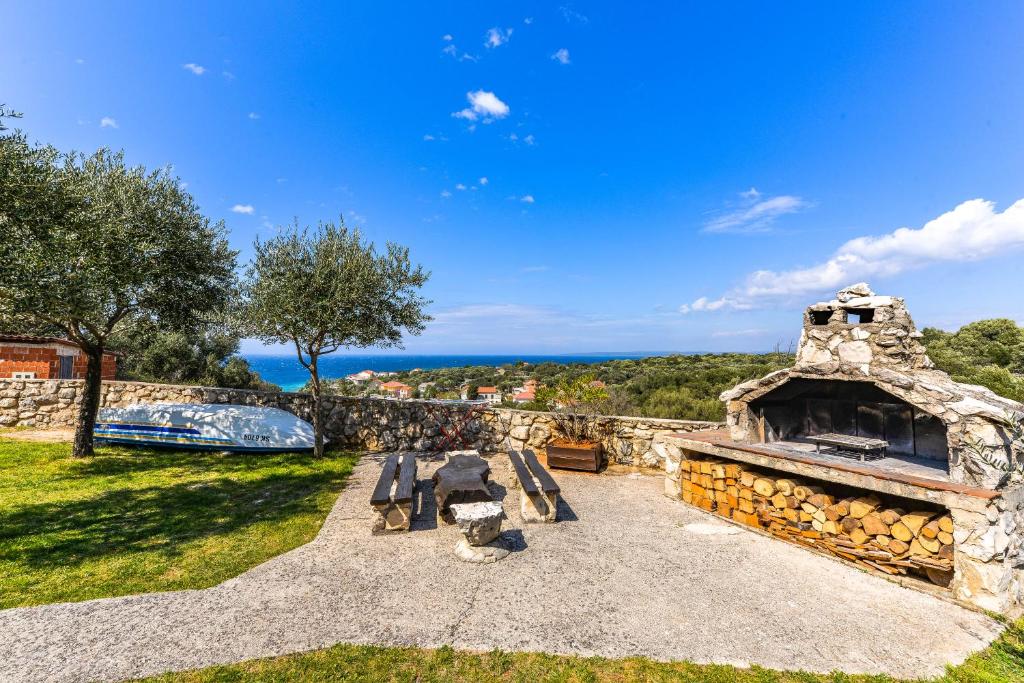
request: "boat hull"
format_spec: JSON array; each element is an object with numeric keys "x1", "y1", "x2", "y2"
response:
[{"x1": 94, "y1": 403, "x2": 317, "y2": 452}]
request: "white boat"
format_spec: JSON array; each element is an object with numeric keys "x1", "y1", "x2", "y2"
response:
[{"x1": 94, "y1": 403, "x2": 317, "y2": 452}]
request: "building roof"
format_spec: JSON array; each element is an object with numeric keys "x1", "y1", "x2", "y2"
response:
[
  {"x1": 379, "y1": 381, "x2": 412, "y2": 390},
  {"x1": 0, "y1": 335, "x2": 124, "y2": 356},
  {"x1": 514, "y1": 390, "x2": 535, "y2": 401},
  {"x1": 477, "y1": 386, "x2": 499, "y2": 394}
]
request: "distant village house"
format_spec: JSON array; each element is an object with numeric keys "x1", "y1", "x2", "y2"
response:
[
  {"x1": 378, "y1": 380, "x2": 413, "y2": 399},
  {"x1": 345, "y1": 369, "x2": 377, "y2": 385},
  {"x1": 0, "y1": 335, "x2": 118, "y2": 380}
]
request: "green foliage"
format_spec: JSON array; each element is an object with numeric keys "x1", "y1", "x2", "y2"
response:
[
  {"x1": 923, "y1": 320, "x2": 1024, "y2": 402},
  {"x1": 113, "y1": 325, "x2": 278, "y2": 391},
  {"x1": 540, "y1": 374, "x2": 611, "y2": 443},
  {"x1": 0, "y1": 134, "x2": 237, "y2": 455},
  {"x1": 237, "y1": 220, "x2": 430, "y2": 455},
  {"x1": 0, "y1": 104, "x2": 21, "y2": 131},
  {"x1": 141, "y1": 617, "x2": 1024, "y2": 682},
  {"x1": 0, "y1": 438, "x2": 356, "y2": 608}
]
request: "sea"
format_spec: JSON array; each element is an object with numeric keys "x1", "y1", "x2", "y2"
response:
[{"x1": 244, "y1": 353, "x2": 658, "y2": 392}]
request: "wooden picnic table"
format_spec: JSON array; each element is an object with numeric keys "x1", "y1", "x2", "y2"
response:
[{"x1": 807, "y1": 433, "x2": 888, "y2": 461}]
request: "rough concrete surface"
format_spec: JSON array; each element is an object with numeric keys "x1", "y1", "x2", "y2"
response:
[{"x1": 0, "y1": 454, "x2": 1003, "y2": 682}]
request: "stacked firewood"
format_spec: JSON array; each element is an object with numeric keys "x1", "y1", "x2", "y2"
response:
[{"x1": 678, "y1": 457, "x2": 955, "y2": 586}]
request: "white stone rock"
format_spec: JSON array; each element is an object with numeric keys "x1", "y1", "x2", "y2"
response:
[
  {"x1": 837, "y1": 340, "x2": 873, "y2": 365},
  {"x1": 836, "y1": 283, "x2": 874, "y2": 302},
  {"x1": 454, "y1": 537, "x2": 511, "y2": 563},
  {"x1": 450, "y1": 500, "x2": 503, "y2": 546}
]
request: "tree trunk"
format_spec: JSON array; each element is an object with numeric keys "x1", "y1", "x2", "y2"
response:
[
  {"x1": 309, "y1": 356, "x2": 324, "y2": 458},
  {"x1": 73, "y1": 345, "x2": 104, "y2": 457}
]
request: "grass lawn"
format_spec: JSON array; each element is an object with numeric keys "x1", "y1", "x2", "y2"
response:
[
  {"x1": 140, "y1": 615, "x2": 1024, "y2": 683},
  {"x1": 0, "y1": 438, "x2": 357, "y2": 608}
]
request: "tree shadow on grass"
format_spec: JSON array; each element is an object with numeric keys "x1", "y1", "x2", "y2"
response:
[
  {"x1": 0, "y1": 470, "x2": 344, "y2": 571},
  {"x1": 56, "y1": 446, "x2": 334, "y2": 481}
]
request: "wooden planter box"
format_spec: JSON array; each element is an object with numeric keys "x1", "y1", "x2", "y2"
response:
[{"x1": 546, "y1": 440, "x2": 603, "y2": 472}]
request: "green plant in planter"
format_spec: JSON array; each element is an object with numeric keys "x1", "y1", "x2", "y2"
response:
[{"x1": 538, "y1": 375, "x2": 610, "y2": 445}]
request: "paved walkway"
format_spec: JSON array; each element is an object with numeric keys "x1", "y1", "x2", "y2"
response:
[{"x1": 0, "y1": 454, "x2": 1002, "y2": 682}]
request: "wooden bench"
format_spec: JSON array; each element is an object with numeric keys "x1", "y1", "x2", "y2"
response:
[
  {"x1": 370, "y1": 453, "x2": 417, "y2": 534},
  {"x1": 509, "y1": 449, "x2": 560, "y2": 523}
]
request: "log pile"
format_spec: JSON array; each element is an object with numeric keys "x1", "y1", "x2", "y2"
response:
[{"x1": 678, "y1": 457, "x2": 955, "y2": 587}]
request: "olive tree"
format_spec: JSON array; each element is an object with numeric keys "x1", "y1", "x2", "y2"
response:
[
  {"x1": 0, "y1": 135, "x2": 237, "y2": 456},
  {"x1": 238, "y1": 220, "x2": 430, "y2": 457}
]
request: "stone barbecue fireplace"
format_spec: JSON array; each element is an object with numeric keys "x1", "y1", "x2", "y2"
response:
[
  {"x1": 658, "y1": 284, "x2": 1024, "y2": 612},
  {"x1": 724, "y1": 283, "x2": 1022, "y2": 490}
]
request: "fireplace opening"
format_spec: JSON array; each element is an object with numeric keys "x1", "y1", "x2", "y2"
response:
[
  {"x1": 809, "y1": 310, "x2": 833, "y2": 325},
  {"x1": 750, "y1": 378, "x2": 948, "y2": 465},
  {"x1": 847, "y1": 308, "x2": 875, "y2": 324}
]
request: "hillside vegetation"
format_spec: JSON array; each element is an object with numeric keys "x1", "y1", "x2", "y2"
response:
[{"x1": 323, "y1": 318, "x2": 1024, "y2": 421}]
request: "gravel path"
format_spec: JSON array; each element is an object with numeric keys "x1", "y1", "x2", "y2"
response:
[{"x1": 0, "y1": 453, "x2": 1002, "y2": 682}]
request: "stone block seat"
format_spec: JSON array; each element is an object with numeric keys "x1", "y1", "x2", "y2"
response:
[
  {"x1": 369, "y1": 452, "x2": 417, "y2": 534},
  {"x1": 508, "y1": 449, "x2": 560, "y2": 523}
]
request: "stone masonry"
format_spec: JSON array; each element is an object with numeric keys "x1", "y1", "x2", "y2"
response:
[
  {"x1": 705, "y1": 284, "x2": 1024, "y2": 613},
  {"x1": 0, "y1": 379, "x2": 719, "y2": 467}
]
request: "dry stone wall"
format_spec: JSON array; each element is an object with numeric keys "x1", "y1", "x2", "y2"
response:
[{"x1": 0, "y1": 379, "x2": 720, "y2": 467}]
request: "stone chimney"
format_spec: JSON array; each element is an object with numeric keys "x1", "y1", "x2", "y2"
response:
[{"x1": 796, "y1": 283, "x2": 933, "y2": 372}]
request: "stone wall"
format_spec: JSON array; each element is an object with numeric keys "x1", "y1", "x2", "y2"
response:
[
  {"x1": 480, "y1": 408, "x2": 718, "y2": 469},
  {"x1": 0, "y1": 379, "x2": 720, "y2": 467}
]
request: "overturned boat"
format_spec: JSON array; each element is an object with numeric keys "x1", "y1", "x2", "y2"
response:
[{"x1": 94, "y1": 403, "x2": 317, "y2": 452}]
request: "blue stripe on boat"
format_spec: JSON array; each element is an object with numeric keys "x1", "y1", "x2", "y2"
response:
[
  {"x1": 95, "y1": 423, "x2": 202, "y2": 435},
  {"x1": 95, "y1": 437, "x2": 310, "y2": 452}
]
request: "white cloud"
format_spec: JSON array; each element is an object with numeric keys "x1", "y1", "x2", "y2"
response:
[
  {"x1": 423, "y1": 134, "x2": 435, "y2": 141},
  {"x1": 479, "y1": 176, "x2": 489, "y2": 186},
  {"x1": 440, "y1": 189, "x2": 452, "y2": 199},
  {"x1": 560, "y1": 6, "x2": 589, "y2": 23},
  {"x1": 455, "y1": 183, "x2": 467, "y2": 191},
  {"x1": 182, "y1": 63, "x2": 206, "y2": 75},
  {"x1": 99, "y1": 117, "x2": 118, "y2": 128},
  {"x1": 520, "y1": 194, "x2": 535, "y2": 204},
  {"x1": 247, "y1": 112, "x2": 260, "y2": 120},
  {"x1": 231, "y1": 204, "x2": 255, "y2": 214},
  {"x1": 704, "y1": 191, "x2": 807, "y2": 233},
  {"x1": 452, "y1": 90, "x2": 510, "y2": 122},
  {"x1": 426, "y1": 302, "x2": 685, "y2": 352},
  {"x1": 75, "y1": 58, "x2": 85, "y2": 64},
  {"x1": 711, "y1": 328, "x2": 768, "y2": 338},
  {"x1": 524, "y1": 17, "x2": 534, "y2": 25},
  {"x1": 521, "y1": 265, "x2": 549, "y2": 273},
  {"x1": 523, "y1": 134, "x2": 535, "y2": 145},
  {"x1": 681, "y1": 197, "x2": 1024, "y2": 313},
  {"x1": 442, "y1": 44, "x2": 458, "y2": 56},
  {"x1": 442, "y1": 34, "x2": 453, "y2": 41},
  {"x1": 485, "y1": 27, "x2": 513, "y2": 48},
  {"x1": 222, "y1": 71, "x2": 235, "y2": 80},
  {"x1": 551, "y1": 48, "x2": 571, "y2": 65}
]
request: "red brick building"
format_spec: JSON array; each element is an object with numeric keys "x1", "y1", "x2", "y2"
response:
[{"x1": 0, "y1": 335, "x2": 119, "y2": 380}]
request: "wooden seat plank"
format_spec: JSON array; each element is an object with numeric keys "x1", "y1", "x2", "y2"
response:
[
  {"x1": 394, "y1": 453, "x2": 417, "y2": 504},
  {"x1": 370, "y1": 453, "x2": 400, "y2": 505},
  {"x1": 508, "y1": 450, "x2": 539, "y2": 495},
  {"x1": 523, "y1": 449, "x2": 560, "y2": 494}
]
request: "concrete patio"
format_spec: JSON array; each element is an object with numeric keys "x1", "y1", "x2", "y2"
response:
[{"x1": 0, "y1": 453, "x2": 1003, "y2": 682}]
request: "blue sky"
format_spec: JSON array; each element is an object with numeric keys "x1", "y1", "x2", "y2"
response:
[{"x1": 3, "y1": 2, "x2": 1024, "y2": 355}]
